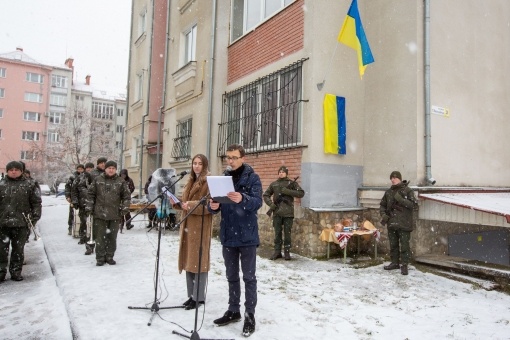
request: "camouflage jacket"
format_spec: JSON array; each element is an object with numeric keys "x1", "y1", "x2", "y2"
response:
[
  {"x1": 379, "y1": 182, "x2": 418, "y2": 231},
  {"x1": 71, "y1": 172, "x2": 92, "y2": 209},
  {"x1": 86, "y1": 173, "x2": 131, "y2": 220},
  {"x1": 0, "y1": 174, "x2": 42, "y2": 227},
  {"x1": 263, "y1": 177, "x2": 304, "y2": 218}
]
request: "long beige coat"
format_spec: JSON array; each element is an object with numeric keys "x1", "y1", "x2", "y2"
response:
[{"x1": 175, "y1": 173, "x2": 213, "y2": 274}]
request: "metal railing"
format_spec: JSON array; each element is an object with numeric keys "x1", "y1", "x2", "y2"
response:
[{"x1": 171, "y1": 118, "x2": 192, "y2": 160}]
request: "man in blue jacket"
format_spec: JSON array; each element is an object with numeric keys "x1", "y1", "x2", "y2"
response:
[{"x1": 208, "y1": 144, "x2": 262, "y2": 337}]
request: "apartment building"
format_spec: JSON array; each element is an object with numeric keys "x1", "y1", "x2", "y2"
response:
[
  {"x1": 126, "y1": 0, "x2": 510, "y2": 259},
  {"x1": 0, "y1": 50, "x2": 126, "y2": 184}
]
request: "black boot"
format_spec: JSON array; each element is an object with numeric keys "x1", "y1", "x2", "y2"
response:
[
  {"x1": 105, "y1": 258, "x2": 116, "y2": 265},
  {"x1": 242, "y1": 312, "x2": 256, "y2": 337},
  {"x1": 11, "y1": 273, "x2": 24, "y2": 281},
  {"x1": 401, "y1": 264, "x2": 408, "y2": 275},
  {"x1": 213, "y1": 310, "x2": 242, "y2": 326},
  {"x1": 270, "y1": 251, "x2": 282, "y2": 260},
  {"x1": 185, "y1": 300, "x2": 204, "y2": 310},
  {"x1": 284, "y1": 250, "x2": 291, "y2": 261},
  {"x1": 384, "y1": 262, "x2": 400, "y2": 270},
  {"x1": 182, "y1": 297, "x2": 193, "y2": 306}
]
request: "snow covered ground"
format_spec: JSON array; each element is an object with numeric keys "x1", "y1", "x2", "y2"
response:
[{"x1": 1, "y1": 195, "x2": 510, "y2": 339}]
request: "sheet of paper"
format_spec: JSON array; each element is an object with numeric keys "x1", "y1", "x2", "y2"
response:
[
  {"x1": 163, "y1": 186, "x2": 180, "y2": 204},
  {"x1": 207, "y1": 176, "x2": 236, "y2": 204}
]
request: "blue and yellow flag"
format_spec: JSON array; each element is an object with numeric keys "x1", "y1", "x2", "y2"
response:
[
  {"x1": 338, "y1": 0, "x2": 374, "y2": 78},
  {"x1": 324, "y1": 94, "x2": 346, "y2": 155}
]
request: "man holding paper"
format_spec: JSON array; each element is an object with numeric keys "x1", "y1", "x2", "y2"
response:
[{"x1": 208, "y1": 144, "x2": 262, "y2": 337}]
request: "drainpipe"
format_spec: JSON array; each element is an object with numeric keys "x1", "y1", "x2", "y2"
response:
[
  {"x1": 121, "y1": 0, "x2": 135, "y2": 171},
  {"x1": 157, "y1": 0, "x2": 171, "y2": 169},
  {"x1": 205, "y1": 0, "x2": 218, "y2": 160},
  {"x1": 424, "y1": 0, "x2": 435, "y2": 185},
  {"x1": 139, "y1": 0, "x2": 156, "y2": 196}
]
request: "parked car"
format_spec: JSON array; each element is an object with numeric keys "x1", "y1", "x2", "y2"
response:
[
  {"x1": 56, "y1": 183, "x2": 66, "y2": 197},
  {"x1": 40, "y1": 184, "x2": 51, "y2": 196}
]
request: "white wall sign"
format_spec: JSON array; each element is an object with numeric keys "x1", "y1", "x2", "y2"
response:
[{"x1": 431, "y1": 105, "x2": 450, "y2": 118}]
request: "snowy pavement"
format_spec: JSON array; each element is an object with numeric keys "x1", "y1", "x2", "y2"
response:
[{"x1": 1, "y1": 196, "x2": 510, "y2": 340}]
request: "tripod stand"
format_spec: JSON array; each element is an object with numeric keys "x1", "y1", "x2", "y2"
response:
[
  {"x1": 128, "y1": 173, "x2": 186, "y2": 326},
  {"x1": 172, "y1": 194, "x2": 233, "y2": 340}
]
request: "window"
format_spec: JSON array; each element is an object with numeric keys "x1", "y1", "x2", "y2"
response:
[
  {"x1": 22, "y1": 131, "x2": 40, "y2": 141},
  {"x1": 138, "y1": 9, "x2": 147, "y2": 37},
  {"x1": 0, "y1": 88, "x2": 4, "y2": 98},
  {"x1": 49, "y1": 112, "x2": 63, "y2": 124},
  {"x1": 26, "y1": 72, "x2": 44, "y2": 83},
  {"x1": 52, "y1": 75, "x2": 67, "y2": 88},
  {"x1": 231, "y1": 0, "x2": 295, "y2": 42},
  {"x1": 117, "y1": 108, "x2": 124, "y2": 117},
  {"x1": 116, "y1": 125, "x2": 124, "y2": 133},
  {"x1": 20, "y1": 150, "x2": 36, "y2": 160},
  {"x1": 25, "y1": 92, "x2": 42, "y2": 103},
  {"x1": 0, "y1": 68, "x2": 5, "y2": 78},
  {"x1": 0, "y1": 108, "x2": 3, "y2": 118},
  {"x1": 23, "y1": 111, "x2": 41, "y2": 122},
  {"x1": 50, "y1": 94, "x2": 67, "y2": 106},
  {"x1": 48, "y1": 132, "x2": 59, "y2": 142},
  {"x1": 133, "y1": 137, "x2": 141, "y2": 165},
  {"x1": 92, "y1": 102, "x2": 114, "y2": 119},
  {"x1": 217, "y1": 58, "x2": 304, "y2": 156},
  {"x1": 184, "y1": 25, "x2": 197, "y2": 64},
  {"x1": 75, "y1": 95, "x2": 84, "y2": 101},
  {"x1": 116, "y1": 141, "x2": 121, "y2": 148},
  {"x1": 0, "y1": 129, "x2": 2, "y2": 138},
  {"x1": 136, "y1": 73, "x2": 143, "y2": 101},
  {"x1": 171, "y1": 118, "x2": 192, "y2": 160}
]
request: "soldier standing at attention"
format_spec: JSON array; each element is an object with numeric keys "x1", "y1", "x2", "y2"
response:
[
  {"x1": 263, "y1": 166, "x2": 304, "y2": 261},
  {"x1": 86, "y1": 160, "x2": 131, "y2": 266},
  {"x1": 65, "y1": 164, "x2": 84, "y2": 235},
  {"x1": 72, "y1": 162, "x2": 94, "y2": 246},
  {"x1": 0, "y1": 161, "x2": 42, "y2": 282},
  {"x1": 379, "y1": 171, "x2": 418, "y2": 275}
]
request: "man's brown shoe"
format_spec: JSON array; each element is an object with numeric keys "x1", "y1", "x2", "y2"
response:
[
  {"x1": 401, "y1": 265, "x2": 408, "y2": 275},
  {"x1": 270, "y1": 252, "x2": 283, "y2": 260},
  {"x1": 383, "y1": 262, "x2": 400, "y2": 270}
]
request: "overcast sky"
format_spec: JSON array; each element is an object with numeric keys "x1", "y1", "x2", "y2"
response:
[{"x1": 0, "y1": 0, "x2": 131, "y2": 87}]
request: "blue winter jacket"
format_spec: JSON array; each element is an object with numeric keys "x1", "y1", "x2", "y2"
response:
[{"x1": 208, "y1": 164, "x2": 262, "y2": 247}]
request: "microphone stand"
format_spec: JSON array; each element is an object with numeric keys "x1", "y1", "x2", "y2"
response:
[
  {"x1": 128, "y1": 173, "x2": 186, "y2": 326},
  {"x1": 172, "y1": 194, "x2": 233, "y2": 340}
]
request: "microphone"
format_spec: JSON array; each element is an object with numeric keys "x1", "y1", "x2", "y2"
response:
[
  {"x1": 223, "y1": 165, "x2": 232, "y2": 176},
  {"x1": 175, "y1": 170, "x2": 191, "y2": 177}
]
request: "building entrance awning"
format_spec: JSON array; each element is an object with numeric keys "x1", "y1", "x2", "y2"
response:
[{"x1": 419, "y1": 192, "x2": 510, "y2": 224}]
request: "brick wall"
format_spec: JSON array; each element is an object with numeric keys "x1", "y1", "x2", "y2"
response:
[{"x1": 227, "y1": 0, "x2": 304, "y2": 84}]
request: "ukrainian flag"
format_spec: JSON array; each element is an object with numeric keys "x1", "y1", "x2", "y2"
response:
[
  {"x1": 338, "y1": 0, "x2": 374, "y2": 78},
  {"x1": 324, "y1": 94, "x2": 346, "y2": 155}
]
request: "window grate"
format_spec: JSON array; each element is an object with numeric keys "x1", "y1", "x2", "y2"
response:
[
  {"x1": 171, "y1": 118, "x2": 192, "y2": 161},
  {"x1": 217, "y1": 58, "x2": 307, "y2": 157}
]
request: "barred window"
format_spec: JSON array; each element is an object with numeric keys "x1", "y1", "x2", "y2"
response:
[
  {"x1": 171, "y1": 118, "x2": 192, "y2": 161},
  {"x1": 92, "y1": 102, "x2": 114, "y2": 119},
  {"x1": 217, "y1": 58, "x2": 306, "y2": 156}
]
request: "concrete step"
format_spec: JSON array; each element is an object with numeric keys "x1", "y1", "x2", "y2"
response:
[{"x1": 415, "y1": 254, "x2": 510, "y2": 281}]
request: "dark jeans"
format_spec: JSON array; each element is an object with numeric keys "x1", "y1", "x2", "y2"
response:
[
  {"x1": 273, "y1": 216, "x2": 294, "y2": 251},
  {"x1": 222, "y1": 245, "x2": 257, "y2": 315},
  {"x1": 93, "y1": 219, "x2": 120, "y2": 260},
  {"x1": 388, "y1": 228, "x2": 411, "y2": 265},
  {"x1": 0, "y1": 227, "x2": 29, "y2": 276}
]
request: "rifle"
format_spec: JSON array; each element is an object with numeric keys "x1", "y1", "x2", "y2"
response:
[
  {"x1": 266, "y1": 176, "x2": 299, "y2": 218},
  {"x1": 385, "y1": 180, "x2": 411, "y2": 217}
]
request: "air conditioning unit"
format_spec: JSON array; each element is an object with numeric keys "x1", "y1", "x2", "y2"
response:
[
  {"x1": 42, "y1": 131, "x2": 48, "y2": 136},
  {"x1": 44, "y1": 112, "x2": 50, "y2": 117}
]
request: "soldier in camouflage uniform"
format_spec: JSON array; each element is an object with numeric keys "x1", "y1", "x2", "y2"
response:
[
  {"x1": 0, "y1": 161, "x2": 42, "y2": 282},
  {"x1": 263, "y1": 166, "x2": 304, "y2": 261},
  {"x1": 65, "y1": 164, "x2": 84, "y2": 235},
  {"x1": 379, "y1": 171, "x2": 418, "y2": 275},
  {"x1": 86, "y1": 160, "x2": 131, "y2": 266},
  {"x1": 72, "y1": 162, "x2": 94, "y2": 245}
]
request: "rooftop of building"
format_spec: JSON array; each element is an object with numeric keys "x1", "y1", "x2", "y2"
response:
[
  {"x1": 73, "y1": 80, "x2": 126, "y2": 102},
  {"x1": 0, "y1": 49, "x2": 70, "y2": 71}
]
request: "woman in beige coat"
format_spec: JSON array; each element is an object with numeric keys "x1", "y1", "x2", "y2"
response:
[{"x1": 174, "y1": 154, "x2": 213, "y2": 310}]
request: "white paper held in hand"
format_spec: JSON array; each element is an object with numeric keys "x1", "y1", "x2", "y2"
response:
[
  {"x1": 206, "y1": 176, "x2": 236, "y2": 204},
  {"x1": 163, "y1": 186, "x2": 181, "y2": 204}
]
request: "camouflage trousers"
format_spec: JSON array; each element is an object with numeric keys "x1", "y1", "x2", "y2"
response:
[{"x1": 387, "y1": 229, "x2": 412, "y2": 265}]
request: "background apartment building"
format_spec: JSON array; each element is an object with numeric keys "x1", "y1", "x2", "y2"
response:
[
  {"x1": 126, "y1": 0, "x2": 510, "y2": 260},
  {"x1": 0, "y1": 49, "x2": 126, "y2": 186}
]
